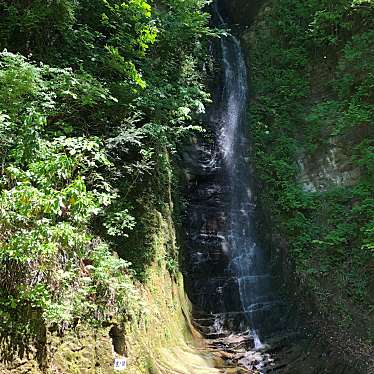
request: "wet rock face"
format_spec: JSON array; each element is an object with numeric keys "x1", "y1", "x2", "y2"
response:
[
  {"x1": 219, "y1": 0, "x2": 264, "y2": 27},
  {"x1": 182, "y1": 137, "x2": 243, "y2": 320}
]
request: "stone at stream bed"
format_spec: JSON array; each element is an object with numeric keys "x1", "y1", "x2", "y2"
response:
[
  {"x1": 237, "y1": 350, "x2": 274, "y2": 372},
  {"x1": 201, "y1": 329, "x2": 278, "y2": 372}
]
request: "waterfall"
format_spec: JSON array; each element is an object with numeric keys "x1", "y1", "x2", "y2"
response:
[
  {"x1": 183, "y1": 2, "x2": 283, "y2": 353},
  {"x1": 215, "y1": 4, "x2": 275, "y2": 345}
]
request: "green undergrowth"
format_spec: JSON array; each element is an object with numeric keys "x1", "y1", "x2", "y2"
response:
[
  {"x1": 0, "y1": 0, "x2": 216, "y2": 353},
  {"x1": 47, "y1": 207, "x2": 206, "y2": 374},
  {"x1": 245, "y1": 0, "x2": 374, "y2": 336}
]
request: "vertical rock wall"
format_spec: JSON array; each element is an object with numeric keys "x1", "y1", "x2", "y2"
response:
[{"x1": 219, "y1": 0, "x2": 264, "y2": 27}]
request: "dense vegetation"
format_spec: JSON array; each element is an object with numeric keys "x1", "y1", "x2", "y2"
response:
[
  {"x1": 247, "y1": 0, "x2": 373, "y2": 338},
  {"x1": 0, "y1": 0, "x2": 214, "y2": 337},
  {"x1": 0, "y1": 0, "x2": 373, "y2": 368}
]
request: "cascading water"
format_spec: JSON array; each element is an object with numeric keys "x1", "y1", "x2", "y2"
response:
[
  {"x1": 182, "y1": 1, "x2": 284, "y2": 367},
  {"x1": 216, "y1": 5, "x2": 278, "y2": 345}
]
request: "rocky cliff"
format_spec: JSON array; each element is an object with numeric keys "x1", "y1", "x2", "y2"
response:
[{"x1": 220, "y1": 0, "x2": 263, "y2": 27}]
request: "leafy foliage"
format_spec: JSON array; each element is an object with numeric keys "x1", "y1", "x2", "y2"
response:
[
  {"x1": 0, "y1": 0, "x2": 214, "y2": 332},
  {"x1": 248, "y1": 0, "x2": 374, "y2": 331}
]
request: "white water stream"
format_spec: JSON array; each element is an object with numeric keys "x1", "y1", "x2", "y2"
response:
[{"x1": 215, "y1": 4, "x2": 275, "y2": 349}]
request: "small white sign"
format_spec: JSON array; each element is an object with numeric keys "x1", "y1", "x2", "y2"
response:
[{"x1": 114, "y1": 357, "x2": 127, "y2": 371}]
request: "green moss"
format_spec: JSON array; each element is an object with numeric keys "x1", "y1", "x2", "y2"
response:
[{"x1": 244, "y1": 0, "x2": 374, "y2": 341}]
